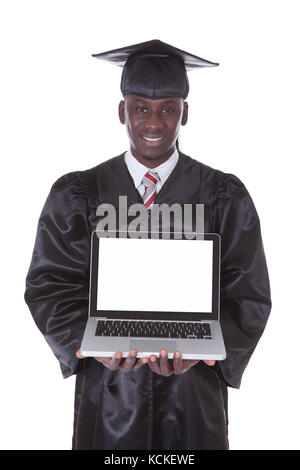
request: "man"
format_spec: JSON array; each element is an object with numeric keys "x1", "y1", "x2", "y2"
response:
[{"x1": 25, "y1": 40, "x2": 271, "y2": 450}]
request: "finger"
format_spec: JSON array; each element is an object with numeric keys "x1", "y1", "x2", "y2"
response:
[
  {"x1": 119, "y1": 349, "x2": 138, "y2": 372},
  {"x1": 173, "y1": 351, "x2": 183, "y2": 375},
  {"x1": 148, "y1": 355, "x2": 161, "y2": 375},
  {"x1": 203, "y1": 360, "x2": 216, "y2": 367},
  {"x1": 159, "y1": 350, "x2": 173, "y2": 376},
  {"x1": 106, "y1": 351, "x2": 123, "y2": 370},
  {"x1": 132, "y1": 357, "x2": 149, "y2": 371}
]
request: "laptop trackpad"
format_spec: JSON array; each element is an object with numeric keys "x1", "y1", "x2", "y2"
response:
[{"x1": 130, "y1": 339, "x2": 177, "y2": 354}]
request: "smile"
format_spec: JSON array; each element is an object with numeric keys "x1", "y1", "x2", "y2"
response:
[{"x1": 142, "y1": 136, "x2": 164, "y2": 142}]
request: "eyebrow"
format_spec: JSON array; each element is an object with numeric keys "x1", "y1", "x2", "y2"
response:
[{"x1": 133, "y1": 98, "x2": 180, "y2": 105}]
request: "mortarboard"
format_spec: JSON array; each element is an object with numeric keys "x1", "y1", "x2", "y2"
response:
[{"x1": 92, "y1": 39, "x2": 218, "y2": 100}]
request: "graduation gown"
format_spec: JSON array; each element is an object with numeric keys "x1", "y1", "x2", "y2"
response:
[{"x1": 24, "y1": 151, "x2": 271, "y2": 450}]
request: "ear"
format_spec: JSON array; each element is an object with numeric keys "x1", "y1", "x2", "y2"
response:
[
  {"x1": 181, "y1": 101, "x2": 188, "y2": 126},
  {"x1": 119, "y1": 100, "x2": 125, "y2": 124}
]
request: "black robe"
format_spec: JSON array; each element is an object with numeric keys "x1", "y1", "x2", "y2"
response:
[{"x1": 24, "y1": 151, "x2": 271, "y2": 450}]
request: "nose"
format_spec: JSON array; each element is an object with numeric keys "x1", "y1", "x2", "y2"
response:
[{"x1": 144, "y1": 111, "x2": 165, "y2": 133}]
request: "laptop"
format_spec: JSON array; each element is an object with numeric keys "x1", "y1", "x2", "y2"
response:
[{"x1": 80, "y1": 231, "x2": 226, "y2": 360}]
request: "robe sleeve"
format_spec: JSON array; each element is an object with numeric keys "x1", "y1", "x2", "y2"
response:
[
  {"x1": 24, "y1": 172, "x2": 90, "y2": 378},
  {"x1": 214, "y1": 173, "x2": 272, "y2": 389}
]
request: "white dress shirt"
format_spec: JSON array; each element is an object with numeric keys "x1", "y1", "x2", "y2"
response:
[{"x1": 124, "y1": 148, "x2": 179, "y2": 198}]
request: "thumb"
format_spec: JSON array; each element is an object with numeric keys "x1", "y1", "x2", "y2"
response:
[{"x1": 76, "y1": 349, "x2": 85, "y2": 359}]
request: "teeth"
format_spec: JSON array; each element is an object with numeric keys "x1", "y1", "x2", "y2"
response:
[{"x1": 143, "y1": 136, "x2": 163, "y2": 142}]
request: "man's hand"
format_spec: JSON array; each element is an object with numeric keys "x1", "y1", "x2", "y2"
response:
[
  {"x1": 76, "y1": 349, "x2": 215, "y2": 376},
  {"x1": 76, "y1": 349, "x2": 148, "y2": 372},
  {"x1": 148, "y1": 350, "x2": 215, "y2": 376}
]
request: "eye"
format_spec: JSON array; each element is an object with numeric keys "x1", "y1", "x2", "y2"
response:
[
  {"x1": 162, "y1": 107, "x2": 174, "y2": 114},
  {"x1": 136, "y1": 106, "x2": 148, "y2": 113}
]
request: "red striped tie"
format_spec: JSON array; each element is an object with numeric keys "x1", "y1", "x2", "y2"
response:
[{"x1": 142, "y1": 171, "x2": 159, "y2": 209}]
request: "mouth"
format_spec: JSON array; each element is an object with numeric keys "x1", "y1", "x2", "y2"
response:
[{"x1": 142, "y1": 135, "x2": 165, "y2": 142}]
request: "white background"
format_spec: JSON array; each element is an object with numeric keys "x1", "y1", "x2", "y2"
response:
[{"x1": 0, "y1": 0, "x2": 299, "y2": 450}]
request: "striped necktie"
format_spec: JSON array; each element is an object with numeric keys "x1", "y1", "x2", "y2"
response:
[{"x1": 142, "y1": 171, "x2": 159, "y2": 209}]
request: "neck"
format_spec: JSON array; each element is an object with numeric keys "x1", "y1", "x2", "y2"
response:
[{"x1": 130, "y1": 146, "x2": 176, "y2": 168}]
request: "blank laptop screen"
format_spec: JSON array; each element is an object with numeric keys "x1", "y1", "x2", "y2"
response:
[{"x1": 97, "y1": 237, "x2": 213, "y2": 313}]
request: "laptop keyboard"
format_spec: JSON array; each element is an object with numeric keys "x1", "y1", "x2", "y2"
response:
[{"x1": 95, "y1": 320, "x2": 212, "y2": 339}]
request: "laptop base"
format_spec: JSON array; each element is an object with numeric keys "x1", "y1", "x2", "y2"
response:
[{"x1": 80, "y1": 318, "x2": 226, "y2": 361}]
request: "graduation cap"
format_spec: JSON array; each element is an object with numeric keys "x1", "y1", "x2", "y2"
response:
[{"x1": 92, "y1": 39, "x2": 219, "y2": 100}]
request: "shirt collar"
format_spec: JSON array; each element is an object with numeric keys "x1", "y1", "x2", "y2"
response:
[{"x1": 124, "y1": 148, "x2": 179, "y2": 189}]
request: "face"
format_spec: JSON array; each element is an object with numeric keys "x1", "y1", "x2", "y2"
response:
[{"x1": 119, "y1": 94, "x2": 188, "y2": 168}]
